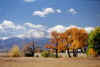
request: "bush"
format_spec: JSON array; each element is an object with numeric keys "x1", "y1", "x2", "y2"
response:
[
  {"x1": 87, "y1": 27, "x2": 100, "y2": 56},
  {"x1": 41, "y1": 51, "x2": 58, "y2": 58},
  {"x1": 49, "y1": 53, "x2": 56, "y2": 58},
  {"x1": 41, "y1": 51, "x2": 49, "y2": 57},
  {"x1": 35, "y1": 54, "x2": 39, "y2": 58},
  {"x1": 24, "y1": 48, "x2": 34, "y2": 57},
  {"x1": 87, "y1": 48, "x2": 97, "y2": 57},
  {"x1": 8, "y1": 45, "x2": 21, "y2": 57}
]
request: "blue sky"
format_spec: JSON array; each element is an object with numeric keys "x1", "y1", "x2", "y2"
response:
[
  {"x1": 0, "y1": 0, "x2": 99, "y2": 39},
  {"x1": 0, "y1": 0, "x2": 100, "y2": 27}
]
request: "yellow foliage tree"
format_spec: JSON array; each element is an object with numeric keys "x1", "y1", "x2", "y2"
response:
[
  {"x1": 88, "y1": 48, "x2": 97, "y2": 56},
  {"x1": 8, "y1": 45, "x2": 21, "y2": 57},
  {"x1": 64, "y1": 28, "x2": 88, "y2": 49},
  {"x1": 49, "y1": 27, "x2": 88, "y2": 57}
]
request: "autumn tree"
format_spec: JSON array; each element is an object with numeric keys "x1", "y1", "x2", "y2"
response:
[
  {"x1": 8, "y1": 45, "x2": 21, "y2": 57},
  {"x1": 48, "y1": 27, "x2": 88, "y2": 57},
  {"x1": 23, "y1": 41, "x2": 35, "y2": 57},
  {"x1": 87, "y1": 26, "x2": 100, "y2": 56},
  {"x1": 50, "y1": 31, "x2": 60, "y2": 58},
  {"x1": 45, "y1": 43, "x2": 55, "y2": 53},
  {"x1": 64, "y1": 28, "x2": 88, "y2": 57}
]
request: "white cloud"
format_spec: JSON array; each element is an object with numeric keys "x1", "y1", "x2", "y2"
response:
[
  {"x1": 65, "y1": 25, "x2": 81, "y2": 30},
  {"x1": 24, "y1": 22, "x2": 33, "y2": 28},
  {"x1": 48, "y1": 25, "x2": 66, "y2": 33},
  {"x1": 1, "y1": 20, "x2": 16, "y2": 29},
  {"x1": 0, "y1": 25, "x2": 3, "y2": 30},
  {"x1": 47, "y1": 25, "x2": 94, "y2": 38},
  {"x1": 24, "y1": 22, "x2": 44, "y2": 29},
  {"x1": 28, "y1": 30, "x2": 45, "y2": 38},
  {"x1": 24, "y1": 0, "x2": 36, "y2": 2},
  {"x1": 0, "y1": 20, "x2": 95, "y2": 39},
  {"x1": 56, "y1": 9, "x2": 62, "y2": 13},
  {"x1": 48, "y1": 25, "x2": 82, "y2": 33},
  {"x1": 33, "y1": 8, "x2": 79, "y2": 17},
  {"x1": 33, "y1": 8, "x2": 55, "y2": 17},
  {"x1": 68, "y1": 8, "x2": 78, "y2": 15},
  {"x1": 0, "y1": 20, "x2": 47, "y2": 39},
  {"x1": 84, "y1": 27, "x2": 94, "y2": 33},
  {"x1": 0, "y1": 37, "x2": 9, "y2": 40},
  {"x1": 24, "y1": 22, "x2": 46, "y2": 31},
  {"x1": 16, "y1": 29, "x2": 45, "y2": 39},
  {"x1": 16, "y1": 25, "x2": 25, "y2": 30}
]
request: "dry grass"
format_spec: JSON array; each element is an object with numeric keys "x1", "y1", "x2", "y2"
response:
[{"x1": 0, "y1": 57, "x2": 100, "y2": 67}]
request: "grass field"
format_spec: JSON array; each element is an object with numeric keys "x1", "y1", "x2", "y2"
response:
[{"x1": 0, "y1": 56, "x2": 100, "y2": 67}]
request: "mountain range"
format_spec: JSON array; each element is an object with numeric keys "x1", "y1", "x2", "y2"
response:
[{"x1": 0, "y1": 37, "x2": 49, "y2": 51}]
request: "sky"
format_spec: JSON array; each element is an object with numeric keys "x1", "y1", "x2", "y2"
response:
[{"x1": 0, "y1": 0, "x2": 99, "y2": 39}]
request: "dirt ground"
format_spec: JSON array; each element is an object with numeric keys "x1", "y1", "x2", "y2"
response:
[{"x1": 0, "y1": 57, "x2": 100, "y2": 67}]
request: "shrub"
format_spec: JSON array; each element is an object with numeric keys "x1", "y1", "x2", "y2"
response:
[
  {"x1": 87, "y1": 48, "x2": 97, "y2": 57},
  {"x1": 8, "y1": 45, "x2": 21, "y2": 57},
  {"x1": 35, "y1": 54, "x2": 39, "y2": 58},
  {"x1": 41, "y1": 51, "x2": 59, "y2": 58},
  {"x1": 49, "y1": 53, "x2": 56, "y2": 58},
  {"x1": 24, "y1": 48, "x2": 34, "y2": 57},
  {"x1": 41, "y1": 51, "x2": 49, "y2": 57},
  {"x1": 87, "y1": 27, "x2": 100, "y2": 56}
]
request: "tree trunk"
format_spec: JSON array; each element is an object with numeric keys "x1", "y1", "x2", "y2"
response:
[
  {"x1": 55, "y1": 48, "x2": 58, "y2": 58},
  {"x1": 73, "y1": 49, "x2": 77, "y2": 57},
  {"x1": 75, "y1": 49, "x2": 78, "y2": 57},
  {"x1": 55, "y1": 42, "x2": 58, "y2": 58},
  {"x1": 67, "y1": 48, "x2": 71, "y2": 58},
  {"x1": 81, "y1": 48, "x2": 84, "y2": 54},
  {"x1": 32, "y1": 41, "x2": 35, "y2": 57}
]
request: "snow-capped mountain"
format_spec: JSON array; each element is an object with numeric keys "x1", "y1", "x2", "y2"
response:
[{"x1": 0, "y1": 37, "x2": 49, "y2": 51}]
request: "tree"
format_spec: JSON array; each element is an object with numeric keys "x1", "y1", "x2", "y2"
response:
[
  {"x1": 23, "y1": 41, "x2": 35, "y2": 57},
  {"x1": 65, "y1": 28, "x2": 88, "y2": 49},
  {"x1": 9, "y1": 45, "x2": 21, "y2": 57},
  {"x1": 45, "y1": 44, "x2": 55, "y2": 53},
  {"x1": 64, "y1": 28, "x2": 88, "y2": 57},
  {"x1": 50, "y1": 31, "x2": 67, "y2": 57},
  {"x1": 87, "y1": 26, "x2": 100, "y2": 56},
  {"x1": 49, "y1": 27, "x2": 88, "y2": 57},
  {"x1": 32, "y1": 41, "x2": 35, "y2": 57},
  {"x1": 45, "y1": 44, "x2": 55, "y2": 49}
]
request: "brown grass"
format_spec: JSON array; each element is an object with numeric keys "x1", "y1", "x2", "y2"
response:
[{"x1": 0, "y1": 57, "x2": 100, "y2": 67}]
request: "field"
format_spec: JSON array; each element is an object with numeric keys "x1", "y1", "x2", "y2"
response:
[{"x1": 0, "y1": 53, "x2": 100, "y2": 67}]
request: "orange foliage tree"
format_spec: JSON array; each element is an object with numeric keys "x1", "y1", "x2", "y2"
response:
[
  {"x1": 45, "y1": 27, "x2": 88, "y2": 57},
  {"x1": 65, "y1": 28, "x2": 88, "y2": 49},
  {"x1": 64, "y1": 28, "x2": 88, "y2": 57}
]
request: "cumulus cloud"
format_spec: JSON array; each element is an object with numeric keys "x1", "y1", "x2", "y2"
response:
[
  {"x1": 24, "y1": 0, "x2": 36, "y2": 2},
  {"x1": 33, "y1": 8, "x2": 79, "y2": 17},
  {"x1": 33, "y1": 8, "x2": 55, "y2": 17},
  {"x1": 0, "y1": 37, "x2": 9, "y2": 40},
  {"x1": 1, "y1": 20, "x2": 16, "y2": 29},
  {"x1": 65, "y1": 25, "x2": 81, "y2": 30},
  {"x1": 16, "y1": 30, "x2": 45, "y2": 39},
  {"x1": 24, "y1": 22, "x2": 33, "y2": 28},
  {"x1": 68, "y1": 8, "x2": 78, "y2": 15},
  {"x1": 32, "y1": 8, "x2": 62, "y2": 17},
  {"x1": 28, "y1": 30, "x2": 45, "y2": 38},
  {"x1": 84, "y1": 27, "x2": 94, "y2": 33},
  {"x1": 48, "y1": 25, "x2": 82, "y2": 33},
  {"x1": 24, "y1": 22, "x2": 44, "y2": 29},
  {"x1": 56, "y1": 9, "x2": 62, "y2": 13},
  {"x1": 0, "y1": 20, "x2": 46, "y2": 39},
  {"x1": 16, "y1": 25, "x2": 25, "y2": 30},
  {"x1": 48, "y1": 25, "x2": 66, "y2": 33},
  {"x1": 47, "y1": 25, "x2": 94, "y2": 38},
  {"x1": 0, "y1": 20, "x2": 95, "y2": 39}
]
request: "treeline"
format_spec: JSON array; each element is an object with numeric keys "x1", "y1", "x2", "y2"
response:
[
  {"x1": 45, "y1": 26, "x2": 100, "y2": 57},
  {"x1": 8, "y1": 26, "x2": 100, "y2": 58}
]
